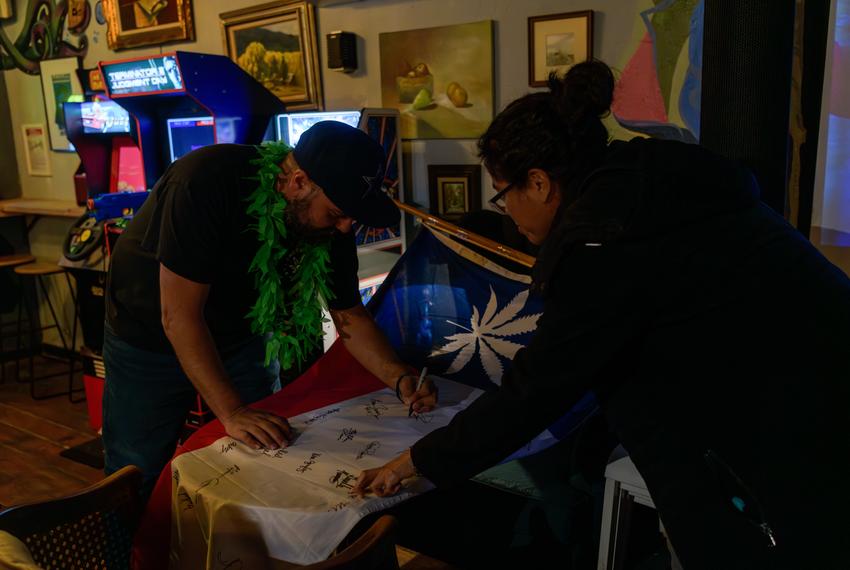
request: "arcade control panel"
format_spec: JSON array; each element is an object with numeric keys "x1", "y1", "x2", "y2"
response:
[{"x1": 63, "y1": 191, "x2": 148, "y2": 261}]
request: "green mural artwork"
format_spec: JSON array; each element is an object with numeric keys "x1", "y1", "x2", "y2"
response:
[{"x1": 0, "y1": 0, "x2": 90, "y2": 74}]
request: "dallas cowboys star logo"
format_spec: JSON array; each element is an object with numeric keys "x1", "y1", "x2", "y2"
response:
[{"x1": 361, "y1": 163, "x2": 386, "y2": 198}]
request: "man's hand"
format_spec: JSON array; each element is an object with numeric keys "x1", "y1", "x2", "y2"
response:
[
  {"x1": 221, "y1": 406, "x2": 294, "y2": 450},
  {"x1": 353, "y1": 449, "x2": 417, "y2": 497},
  {"x1": 331, "y1": 306, "x2": 440, "y2": 413},
  {"x1": 397, "y1": 374, "x2": 438, "y2": 414}
]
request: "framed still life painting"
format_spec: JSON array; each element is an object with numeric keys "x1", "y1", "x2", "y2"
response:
[
  {"x1": 103, "y1": 0, "x2": 195, "y2": 50},
  {"x1": 220, "y1": 1, "x2": 323, "y2": 111},
  {"x1": 528, "y1": 10, "x2": 594, "y2": 87},
  {"x1": 379, "y1": 20, "x2": 494, "y2": 139}
]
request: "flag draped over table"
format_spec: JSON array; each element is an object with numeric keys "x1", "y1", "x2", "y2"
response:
[
  {"x1": 367, "y1": 227, "x2": 598, "y2": 458},
  {"x1": 133, "y1": 227, "x2": 599, "y2": 569}
]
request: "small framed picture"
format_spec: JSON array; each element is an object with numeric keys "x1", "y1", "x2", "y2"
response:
[
  {"x1": 528, "y1": 10, "x2": 593, "y2": 87},
  {"x1": 21, "y1": 124, "x2": 51, "y2": 177},
  {"x1": 428, "y1": 165, "x2": 482, "y2": 222},
  {"x1": 38, "y1": 57, "x2": 84, "y2": 152},
  {"x1": 102, "y1": 0, "x2": 195, "y2": 50}
]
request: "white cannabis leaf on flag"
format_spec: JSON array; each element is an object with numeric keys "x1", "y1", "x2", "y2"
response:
[{"x1": 430, "y1": 287, "x2": 541, "y2": 384}]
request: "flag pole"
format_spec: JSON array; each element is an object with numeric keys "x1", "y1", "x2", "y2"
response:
[{"x1": 392, "y1": 200, "x2": 536, "y2": 269}]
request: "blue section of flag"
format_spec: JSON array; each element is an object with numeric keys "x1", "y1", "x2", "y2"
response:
[{"x1": 368, "y1": 228, "x2": 598, "y2": 453}]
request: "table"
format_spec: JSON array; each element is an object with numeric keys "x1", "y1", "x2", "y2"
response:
[
  {"x1": 133, "y1": 342, "x2": 465, "y2": 569},
  {"x1": 0, "y1": 198, "x2": 84, "y2": 233},
  {"x1": 0, "y1": 198, "x2": 84, "y2": 218}
]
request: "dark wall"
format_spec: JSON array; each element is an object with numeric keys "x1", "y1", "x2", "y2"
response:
[
  {"x1": 0, "y1": 72, "x2": 21, "y2": 199},
  {"x1": 700, "y1": 0, "x2": 796, "y2": 216}
]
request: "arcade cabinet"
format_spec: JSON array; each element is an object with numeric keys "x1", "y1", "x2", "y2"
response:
[
  {"x1": 61, "y1": 89, "x2": 147, "y2": 396},
  {"x1": 100, "y1": 51, "x2": 283, "y2": 186},
  {"x1": 62, "y1": 52, "x2": 285, "y2": 432}
]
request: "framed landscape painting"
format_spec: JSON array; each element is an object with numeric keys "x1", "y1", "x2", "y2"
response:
[
  {"x1": 528, "y1": 10, "x2": 593, "y2": 87},
  {"x1": 220, "y1": 1, "x2": 323, "y2": 111}
]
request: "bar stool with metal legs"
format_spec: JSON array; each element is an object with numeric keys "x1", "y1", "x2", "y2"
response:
[
  {"x1": 0, "y1": 253, "x2": 36, "y2": 385},
  {"x1": 13, "y1": 261, "x2": 82, "y2": 400}
]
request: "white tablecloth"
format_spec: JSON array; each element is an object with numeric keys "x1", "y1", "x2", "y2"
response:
[{"x1": 169, "y1": 378, "x2": 481, "y2": 569}]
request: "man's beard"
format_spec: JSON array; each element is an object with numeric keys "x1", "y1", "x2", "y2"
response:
[{"x1": 284, "y1": 194, "x2": 336, "y2": 242}]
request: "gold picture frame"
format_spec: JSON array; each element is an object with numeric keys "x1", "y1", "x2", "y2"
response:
[
  {"x1": 528, "y1": 10, "x2": 593, "y2": 87},
  {"x1": 428, "y1": 164, "x2": 482, "y2": 222},
  {"x1": 220, "y1": 1, "x2": 323, "y2": 111},
  {"x1": 0, "y1": 1, "x2": 13, "y2": 19},
  {"x1": 103, "y1": 0, "x2": 195, "y2": 50}
]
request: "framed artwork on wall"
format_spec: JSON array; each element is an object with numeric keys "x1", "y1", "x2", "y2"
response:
[
  {"x1": 379, "y1": 20, "x2": 494, "y2": 139},
  {"x1": 428, "y1": 164, "x2": 482, "y2": 222},
  {"x1": 102, "y1": 0, "x2": 195, "y2": 50},
  {"x1": 220, "y1": 1, "x2": 323, "y2": 111},
  {"x1": 21, "y1": 124, "x2": 51, "y2": 176},
  {"x1": 39, "y1": 57, "x2": 84, "y2": 152},
  {"x1": 528, "y1": 10, "x2": 594, "y2": 87}
]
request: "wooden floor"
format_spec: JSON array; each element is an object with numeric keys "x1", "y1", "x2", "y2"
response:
[{"x1": 0, "y1": 356, "x2": 103, "y2": 509}]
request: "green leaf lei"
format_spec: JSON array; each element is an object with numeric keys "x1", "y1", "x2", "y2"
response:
[{"x1": 245, "y1": 141, "x2": 334, "y2": 370}]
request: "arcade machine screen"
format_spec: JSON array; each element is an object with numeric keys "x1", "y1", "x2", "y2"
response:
[
  {"x1": 81, "y1": 100, "x2": 132, "y2": 134},
  {"x1": 167, "y1": 116, "x2": 216, "y2": 162},
  {"x1": 276, "y1": 111, "x2": 361, "y2": 146},
  {"x1": 79, "y1": 100, "x2": 145, "y2": 192}
]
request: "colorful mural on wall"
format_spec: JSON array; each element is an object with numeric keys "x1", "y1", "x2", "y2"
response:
[
  {"x1": 611, "y1": 0, "x2": 703, "y2": 143},
  {"x1": 0, "y1": 0, "x2": 90, "y2": 74}
]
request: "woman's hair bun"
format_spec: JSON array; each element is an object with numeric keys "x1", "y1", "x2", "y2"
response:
[{"x1": 548, "y1": 59, "x2": 615, "y2": 118}]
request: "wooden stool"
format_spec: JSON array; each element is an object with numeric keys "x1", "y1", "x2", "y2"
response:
[
  {"x1": 12, "y1": 262, "x2": 82, "y2": 400},
  {"x1": 0, "y1": 254, "x2": 35, "y2": 384}
]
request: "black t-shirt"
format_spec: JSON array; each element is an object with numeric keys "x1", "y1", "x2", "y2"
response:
[{"x1": 106, "y1": 144, "x2": 361, "y2": 354}]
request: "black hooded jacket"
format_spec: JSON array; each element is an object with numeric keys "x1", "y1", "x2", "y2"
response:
[{"x1": 411, "y1": 137, "x2": 850, "y2": 569}]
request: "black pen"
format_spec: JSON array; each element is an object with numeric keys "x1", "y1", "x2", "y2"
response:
[{"x1": 408, "y1": 367, "x2": 428, "y2": 417}]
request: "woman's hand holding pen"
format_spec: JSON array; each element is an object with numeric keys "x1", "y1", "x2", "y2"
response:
[
  {"x1": 397, "y1": 370, "x2": 438, "y2": 415},
  {"x1": 353, "y1": 450, "x2": 417, "y2": 497}
]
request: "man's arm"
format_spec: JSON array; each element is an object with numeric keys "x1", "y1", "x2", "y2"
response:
[
  {"x1": 159, "y1": 264, "x2": 292, "y2": 449},
  {"x1": 331, "y1": 304, "x2": 436, "y2": 412}
]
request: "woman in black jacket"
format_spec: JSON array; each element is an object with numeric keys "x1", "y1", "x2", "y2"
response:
[{"x1": 355, "y1": 60, "x2": 850, "y2": 569}]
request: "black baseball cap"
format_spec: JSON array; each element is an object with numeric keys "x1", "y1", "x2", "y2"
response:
[{"x1": 293, "y1": 121, "x2": 399, "y2": 228}]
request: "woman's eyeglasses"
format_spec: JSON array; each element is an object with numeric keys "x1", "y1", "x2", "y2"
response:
[{"x1": 488, "y1": 182, "x2": 516, "y2": 214}]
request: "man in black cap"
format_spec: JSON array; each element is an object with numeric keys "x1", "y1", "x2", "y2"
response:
[{"x1": 103, "y1": 121, "x2": 435, "y2": 497}]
